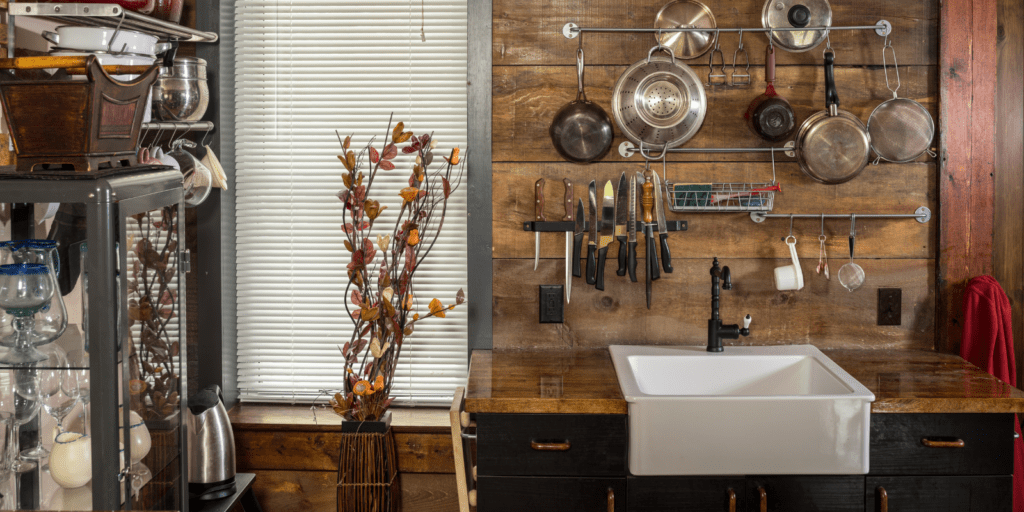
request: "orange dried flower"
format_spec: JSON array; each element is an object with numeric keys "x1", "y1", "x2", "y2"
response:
[
  {"x1": 407, "y1": 229, "x2": 420, "y2": 246},
  {"x1": 353, "y1": 380, "x2": 373, "y2": 396},
  {"x1": 373, "y1": 374, "x2": 385, "y2": 391}
]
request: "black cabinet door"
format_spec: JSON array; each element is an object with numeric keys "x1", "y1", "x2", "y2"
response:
[
  {"x1": 627, "y1": 476, "x2": 745, "y2": 512},
  {"x1": 476, "y1": 414, "x2": 628, "y2": 476},
  {"x1": 746, "y1": 476, "x2": 864, "y2": 512},
  {"x1": 477, "y1": 476, "x2": 626, "y2": 512},
  {"x1": 865, "y1": 476, "x2": 1011, "y2": 512},
  {"x1": 870, "y1": 414, "x2": 1013, "y2": 476}
]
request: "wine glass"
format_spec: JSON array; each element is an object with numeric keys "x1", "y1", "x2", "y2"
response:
[
  {"x1": 45, "y1": 360, "x2": 79, "y2": 436},
  {"x1": 65, "y1": 350, "x2": 90, "y2": 436},
  {"x1": 19, "y1": 345, "x2": 66, "y2": 460},
  {"x1": 7, "y1": 367, "x2": 41, "y2": 472},
  {"x1": 0, "y1": 240, "x2": 68, "y2": 346},
  {"x1": 0, "y1": 263, "x2": 56, "y2": 364}
]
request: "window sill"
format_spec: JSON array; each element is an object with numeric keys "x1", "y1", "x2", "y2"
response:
[{"x1": 228, "y1": 403, "x2": 451, "y2": 434}]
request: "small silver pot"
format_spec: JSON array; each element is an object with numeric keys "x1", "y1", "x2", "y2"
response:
[{"x1": 152, "y1": 57, "x2": 208, "y2": 122}]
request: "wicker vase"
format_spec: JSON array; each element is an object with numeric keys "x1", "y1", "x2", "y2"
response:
[{"x1": 337, "y1": 412, "x2": 400, "y2": 512}]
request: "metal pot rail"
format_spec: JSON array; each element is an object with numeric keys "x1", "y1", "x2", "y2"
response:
[
  {"x1": 562, "y1": 21, "x2": 892, "y2": 39},
  {"x1": 523, "y1": 220, "x2": 687, "y2": 233},
  {"x1": 749, "y1": 207, "x2": 932, "y2": 224}
]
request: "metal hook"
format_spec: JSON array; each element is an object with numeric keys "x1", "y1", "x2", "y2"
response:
[
  {"x1": 107, "y1": 9, "x2": 129, "y2": 55},
  {"x1": 822, "y1": 29, "x2": 833, "y2": 58},
  {"x1": 638, "y1": 140, "x2": 669, "y2": 161},
  {"x1": 788, "y1": 214, "x2": 795, "y2": 239},
  {"x1": 820, "y1": 213, "x2": 826, "y2": 235},
  {"x1": 770, "y1": 147, "x2": 777, "y2": 183},
  {"x1": 199, "y1": 127, "x2": 213, "y2": 148},
  {"x1": 882, "y1": 33, "x2": 900, "y2": 99},
  {"x1": 706, "y1": 29, "x2": 726, "y2": 87},
  {"x1": 767, "y1": 20, "x2": 775, "y2": 51},
  {"x1": 731, "y1": 29, "x2": 750, "y2": 86}
]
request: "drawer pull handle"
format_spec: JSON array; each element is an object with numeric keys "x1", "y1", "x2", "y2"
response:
[
  {"x1": 531, "y1": 440, "x2": 571, "y2": 451},
  {"x1": 757, "y1": 486, "x2": 767, "y2": 512},
  {"x1": 877, "y1": 486, "x2": 888, "y2": 512},
  {"x1": 921, "y1": 437, "x2": 965, "y2": 448},
  {"x1": 607, "y1": 487, "x2": 614, "y2": 512},
  {"x1": 726, "y1": 488, "x2": 736, "y2": 512}
]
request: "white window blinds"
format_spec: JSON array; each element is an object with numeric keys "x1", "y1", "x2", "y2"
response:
[{"x1": 233, "y1": 0, "x2": 469, "y2": 405}]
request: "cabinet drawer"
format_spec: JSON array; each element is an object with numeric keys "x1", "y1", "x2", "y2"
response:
[
  {"x1": 628, "y1": 476, "x2": 745, "y2": 512},
  {"x1": 477, "y1": 476, "x2": 625, "y2": 512},
  {"x1": 747, "y1": 476, "x2": 864, "y2": 512},
  {"x1": 866, "y1": 476, "x2": 1011, "y2": 511},
  {"x1": 869, "y1": 414, "x2": 1013, "y2": 475},
  {"x1": 476, "y1": 414, "x2": 627, "y2": 476}
]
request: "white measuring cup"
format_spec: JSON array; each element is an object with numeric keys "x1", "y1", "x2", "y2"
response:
[{"x1": 774, "y1": 235, "x2": 804, "y2": 291}]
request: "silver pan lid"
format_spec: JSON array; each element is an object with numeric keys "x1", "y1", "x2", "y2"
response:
[{"x1": 762, "y1": 0, "x2": 832, "y2": 53}]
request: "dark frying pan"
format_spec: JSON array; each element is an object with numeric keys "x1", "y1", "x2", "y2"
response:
[{"x1": 550, "y1": 48, "x2": 614, "y2": 164}]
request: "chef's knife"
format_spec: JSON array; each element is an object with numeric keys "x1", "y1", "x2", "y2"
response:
[
  {"x1": 596, "y1": 180, "x2": 615, "y2": 291},
  {"x1": 614, "y1": 172, "x2": 629, "y2": 277},
  {"x1": 534, "y1": 178, "x2": 545, "y2": 271},
  {"x1": 586, "y1": 181, "x2": 598, "y2": 285},
  {"x1": 572, "y1": 199, "x2": 584, "y2": 278},
  {"x1": 652, "y1": 172, "x2": 673, "y2": 274},
  {"x1": 627, "y1": 172, "x2": 638, "y2": 283},
  {"x1": 562, "y1": 178, "x2": 573, "y2": 303},
  {"x1": 641, "y1": 174, "x2": 654, "y2": 308}
]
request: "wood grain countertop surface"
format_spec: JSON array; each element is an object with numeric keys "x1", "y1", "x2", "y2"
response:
[{"x1": 465, "y1": 348, "x2": 1024, "y2": 415}]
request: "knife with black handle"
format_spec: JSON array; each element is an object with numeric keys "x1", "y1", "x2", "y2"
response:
[
  {"x1": 572, "y1": 199, "x2": 584, "y2": 278},
  {"x1": 596, "y1": 181, "x2": 615, "y2": 291},
  {"x1": 627, "y1": 173, "x2": 639, "y2": 283},
  {"x1": 614, "y1": 172, "x2": 628, "y2": 277},
  {"x1": 652, "y1": 172, "x2": 673, "y2": 274},
  {"x1": 586, "y1": 180, "x2": 598, "y2": 285}
]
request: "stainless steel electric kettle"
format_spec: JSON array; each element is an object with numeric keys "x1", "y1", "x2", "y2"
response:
[{"x1": 187, "y1": 384, "x2": 236, "y2": 500}]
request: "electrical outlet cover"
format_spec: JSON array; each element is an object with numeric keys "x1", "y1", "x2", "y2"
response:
[
  {"x1": 877, "y1": 288, "x2": 902, "y2": 326},
  {"x1": 539, "y1": 285, "x2": 564, "y2": 323}
]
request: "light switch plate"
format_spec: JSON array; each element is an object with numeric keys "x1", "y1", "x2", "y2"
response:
[{"x1": 878, "y1": 288, "x2": 902, "y2": 326}]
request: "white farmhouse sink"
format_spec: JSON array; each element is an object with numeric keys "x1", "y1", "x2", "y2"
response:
[{"x1": 609, "y1": 344, "x2": 874, "y2": 476}]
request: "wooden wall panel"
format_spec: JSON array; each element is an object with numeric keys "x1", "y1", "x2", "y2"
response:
[
  {"x1": 493, "y1": 66, "x2": 938, "y2": 163},
  {"x1": 491, "y1": 0, "x2": 940, "y2": 352},
  {"x1": 493, "y1": 0, "x2": 937, "y2": 67},
  {"x1": 243, "y1": 471, "x2": 458, "y2": 512},
  {"x1": 235, "y1": 430, "x2": 454, "y2": 474},
  {"x1": 493, "y1": 258, "x2": 934, "y2": 350}
]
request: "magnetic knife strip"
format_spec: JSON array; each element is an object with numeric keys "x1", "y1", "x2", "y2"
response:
[{"x1": 522, "y1": 220, "x2": 688, "y2": 232}]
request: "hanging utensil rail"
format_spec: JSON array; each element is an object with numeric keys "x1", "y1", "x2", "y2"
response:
[
  {"x1": 141, "y1": 121, "x2": 214, "y2": 132},
  {"x1": 750, "y1": 207, "x2": 931, "y2": 224},
  {"x1": 619, "y1": 141, "x2": 791, "y2": 158},
  {"x1": 562, "y1": 21, "x2": 891, "y2": 39}
]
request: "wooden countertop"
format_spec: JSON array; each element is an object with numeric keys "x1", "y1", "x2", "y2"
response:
[{"x1": 465, "y1": 348, "x2": 1024, "y2": 414}]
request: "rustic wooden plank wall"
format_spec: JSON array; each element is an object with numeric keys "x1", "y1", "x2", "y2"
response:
[{"x1": 492, "y1": 0, "x2": 939, "y2": 350}]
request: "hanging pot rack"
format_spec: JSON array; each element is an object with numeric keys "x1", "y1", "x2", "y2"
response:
[
  {"x1": 750, "y1": 207, "x2": 931, "y2": 224},
  {"x1": 562, "y1": 21, "x2": 892, "y2": 39}
]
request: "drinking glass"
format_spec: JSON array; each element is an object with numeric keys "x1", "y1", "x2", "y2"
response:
[
  {"x1": 19, "y1": 345, "x2": 66, "y2": 460},
  {"x1": 7, "y1": 368, "x2": 41, "y2": 472},
  {"x1": 0, "y1": 263, "x2": 56, "y2": 364},
  {"x1": 45, "y1": 359, "x2": 79, "y2": 435},
  {"x1": 0, "y1": 240, "x2": 68, "y2": 346},
  {"x1": 65, "y1": 350, "x2": 90, "y2": 436}
]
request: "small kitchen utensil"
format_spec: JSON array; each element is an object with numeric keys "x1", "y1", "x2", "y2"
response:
[
  {"x1": 166, "y1": 139, "x2": 213, "y2": 207},
  {"x1": 549, "y1": 47, "x2": 614, "y2": 164},
  {"x1": 745, "y1": 44, "x2": 797, "y2": 142},
  {"x1": 837, "y1": 216, "x2": 865, "y2": 291},
  {"x1": 816, "y1": 214, "x2": 830, "y2": 279},
  {"x1": 654, "y1": 0, "x2": 717, "y2": 59},
  {"x1": 761, "y1": 0, "x2": 832, "y2": 53},
  {"x1": 152, "y1": 56, "x2": 209, "y2": 121},
  {"x1": 705, "y1": 36, "x2": 727, "y2": 86},
  {"x1": 866, "y1": 35, "x2": 935, "y2": 163},
  {"x1": 774, "y1": 218, "x2": 804, "y2": 291},
  {"x1": 595, "y1": 180, "x2": 615, "y2": 291},
  {"x1": 730, "y1": 31, "x2": 751, "y2": 85},
  {"x1": 611, "y1": 45, "x2": 707, "y2": 151},
  {"x1": 792, "y1": 49, "x2": 871, "y2": 184},
  {"x1": 534, "y1": 178, "x2": 545, "y2": 271},
  {"x1": 562, "y1": 178, "x2": 574, "y2": 303}
]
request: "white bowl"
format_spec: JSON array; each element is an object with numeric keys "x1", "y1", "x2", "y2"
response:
[{"x1": 46, "y1": 26, "x2": 159, "y2": 57}]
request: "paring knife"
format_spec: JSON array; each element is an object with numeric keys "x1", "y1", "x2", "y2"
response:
[
  {"x1": 572, "y1": 199, "x2": 585, "y2": 279},
  {"x1": 596, "y1": 180, "x2": 615, "y2": 291},
  {"x1": 627, "y1": 171, "x2": 638, "y2": 283},
  {"x1": 652, "y1": 172, "x2": 673, "y2": 274},
  {"x1": 614, "y1": 172, "x2": 629, "y2": 277},
  {"x1": 534, "y1": 178, "x2": 545, "y2": 271},
  {"x1": 586, "y1": 181, "x2": 598, "y2": 285},
  {"x1": 562, "y1": 179, "x2": 574, "y2": 303}
]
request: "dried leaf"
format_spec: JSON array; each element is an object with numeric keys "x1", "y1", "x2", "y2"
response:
[
  {"x1": 370, "y1": 146, "x2": 380, "y2": 164},
  {"x1": 382, "y1": 143, "x2": 398, "y2": 161},
  {"x1": 362, "y1": 238, "x2": 377, "y2": 264},
  {"x1": 346, "y1": 151, "x2": 356, "y2": 171},
  {"x1": 429, "y1": 298, "x2": 446, "y2": 318},
  {"x1": 361, "y1": 305, "x2": 380, "y2": 322},
  {"x1": 407, "y1": 229, "x2": 420, "y2": 246},
  {"x1": 341, "y1": 223, "x2": 355, "y2": 234},
  {"x1": 365, "y1": 199, "x2": 383, "y2": 220},
  {"x1": 350, "y1": 289, "x2": 362, "y2": 306},
  {"x1": 382, "y1": 297, "x2": 396, "y2": 318},
  {"x1": 369, "y1": 337, "x2": 382, "y2": 358},
  {"x1": 399, "y1": 187, "x2": 419, "y2": 203},
  {"x1": 443, "y1": 147, "x2": 460, "y2": 165},
  {"x1": 382, "y1": 287, "x2": 395, "y2": 303},
  {"x1": 392, "y1": 122, "x2": 405, "y2": 143},
  {"x1": 344, "y1": 239, "x2": 355, "y2": 252},
  {"x1": 396, "y1": 131, "x2": 413, "y2": 144},
  {"x1": 456, "y1": 288, "x2": 466, "y2": 305},
  {"x1": 403, "y1": 293, "x2": 414, "y2": 311},
  {"x1": 344, "y1": 135, "x2": 351, "y2": 150},
  {"x1": 376, "y1": 235, "x2": 391, "y2": 252},
  {"x1": 404, "y1": 325, "x2": 414, "y2": 336},
  {"x1": 442, "y1": 177, "x2": 452, "y2": 198},
  {"x1": 424, "y1": 151, "x2": 434, "y2": 166},
  {"x1": 379, "y1": 160, "x2": 395, "y2": 171},
  {"x1": 414, "y1": 165, "x2": 425, "y2": 182},
  {"x1": 342, "y1": 172, "x2": 353, "y2": 189}
]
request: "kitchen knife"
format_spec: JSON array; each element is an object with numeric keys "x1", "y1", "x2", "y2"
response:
[
  {"x1": 562, "y1": 179, "x2": 574, "y2": 303},
  {"x1": 596, "y1": 180, "x2": 615, "y2": 291},
  {"x1": 627, "y1": 172, "x2": 638, "y2": 283},
  {"x1": 652, "y1": 172, "x2": 673, "y2": 274},
  {"x1": 534, "y1": 178, "x2": 545, "y2": 271},
  {"x1": 572, "y1": 199, "x2": 585, "y2": 278},
  {"x1": 586, "y1": 181, "x2": 598, "y2": 285},
  {"x1": 614, "y1": 172, "x2": 629, "y2": 277},
  {"x1": 641, "y1": 174, "x2": 654, "y2": 308}
]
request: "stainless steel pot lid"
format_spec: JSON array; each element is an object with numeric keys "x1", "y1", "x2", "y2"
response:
[
  {"x1": 761, "y1": 0, "x2": 832, "y2": 52},
  {"x1": 611, "y1": 47, "x2": 707, "y2": 149},
  {"x1": 654, "y1": 0, "x2": 718, "y2": 59}
]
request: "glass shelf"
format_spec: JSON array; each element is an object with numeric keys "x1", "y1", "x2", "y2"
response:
[{"x1": 9, "y1": 3, "x2": 218, "y2": 43}]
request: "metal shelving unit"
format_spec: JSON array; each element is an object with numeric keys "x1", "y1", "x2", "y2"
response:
[{"x1": 8, "y1": 3, "x2": 218, "y2": 43}]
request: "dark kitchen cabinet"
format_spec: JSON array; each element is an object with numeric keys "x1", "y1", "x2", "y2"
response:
[
  {"x1": 627, "y1": 475, "x2": 861, "y2": 512},
  {"x1": 865, "y1": 476, "x2": 1012, "y2": 512},
  {"x1": 477, "y1": 476, "x2": 625, "y2": 512}
]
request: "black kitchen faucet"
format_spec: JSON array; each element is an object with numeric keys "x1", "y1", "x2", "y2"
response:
[{"x1": 708, "y1": 257, "x2": 751, "y2": 352}]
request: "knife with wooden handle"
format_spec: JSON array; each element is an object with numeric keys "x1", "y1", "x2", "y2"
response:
[
  {"x1": 586, "y1": 181, "x2": 598, "y2": 285},
  {"x1": 627, "y1": 172, "x2": 638, "y2": 283},
  {"x1": 614, "y1": 172, "x2": 629, "y2": 277},
  {"x1": 641, "y1": 175, "x2": 655, "y2": 308},
  {"x1": 652, "y1": 172, "x2": 673, "y2": 274},
  {"x1": 562, "y1": 179, "x2": 573, "y2": 303},
  {"x1": 534, "y1": 178, "x2": 545, "y2": 271},
  {"x1": 572, "y1": 199, "x2": 585, "y2": 278}
]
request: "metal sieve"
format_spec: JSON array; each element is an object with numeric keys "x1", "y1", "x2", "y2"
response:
[
  {"x1": 611, "y1": 45, "x2": 707, "y2": 152},
  {"x1": 867, "y1": 37, "x2": 935, "y2": 163}
]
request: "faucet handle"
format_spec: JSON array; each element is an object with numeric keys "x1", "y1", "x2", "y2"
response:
[{"x1": 743, "y1": 314, "x2": 752, "y2": 330}]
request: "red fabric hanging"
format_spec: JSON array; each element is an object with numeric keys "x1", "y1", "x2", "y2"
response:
[{"x1": 960, "y1": 275, "x2": 1024, "y2": 512}]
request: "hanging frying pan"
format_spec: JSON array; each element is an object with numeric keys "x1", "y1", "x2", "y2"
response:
[{"x1": 549, "y1": 47, "x2": 614, "y2": 164}]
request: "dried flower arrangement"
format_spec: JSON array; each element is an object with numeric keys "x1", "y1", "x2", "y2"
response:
[
  {"x1": 127, "y1": 207, "x2": 181, "y2": 420},
  {"x1": 330, "y1": 118, "x2": 466, "y2": 422}
]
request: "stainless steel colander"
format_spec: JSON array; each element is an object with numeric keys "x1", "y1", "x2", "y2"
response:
[
  {"x1": 867, "y1": 37, "x2": 935, "y2": 163},
  {"x1": 611, "y1": 45, "x2": 707, "y2": 151}
]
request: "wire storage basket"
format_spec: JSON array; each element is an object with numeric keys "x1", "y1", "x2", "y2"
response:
[{"x1": 661, "y1": 146, "x2": 780, "y2": 213}]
